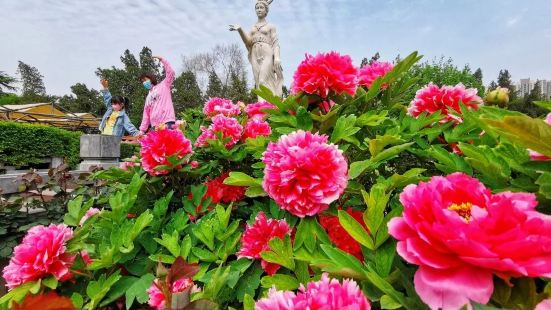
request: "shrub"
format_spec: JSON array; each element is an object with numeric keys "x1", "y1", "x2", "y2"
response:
[{"x1": 0, "y1": 121, "x2": 81, "y2": 168}]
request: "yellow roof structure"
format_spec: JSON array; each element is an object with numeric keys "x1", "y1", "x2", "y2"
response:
[{"x1": 0, "y1": 103, "x2": 100, "y2": 130}]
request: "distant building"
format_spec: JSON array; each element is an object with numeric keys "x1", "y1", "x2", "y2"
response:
[{"x1": 516, "y1": 78, "x2": 551, "y2": 98}]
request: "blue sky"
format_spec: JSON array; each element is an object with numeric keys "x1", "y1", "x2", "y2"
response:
[{"x1": 1, "y1": 0, "x2": 550, "y2": 95}]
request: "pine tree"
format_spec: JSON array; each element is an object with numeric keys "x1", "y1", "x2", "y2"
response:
[
  {"x1": 173, "y1": 71, "x2": 203, "y2": 112},
  {"x1": 17, "y1": 61, "x2": 47, "y2": 102},
  {"x1": 473, "y1": 68, "x2": 483, "y2": 84},
  {"x1": 227, "y1": 70, "x2": 250, "y2": 102},
  {"x1": 497, "y1": 69, "x2": 517, "y2": 100},
  {"x1": 0, "y1": 71, "x2": 17, "y2": 95},
  {"x1": 488, "y1": 81, "x2": 498, "y2": 91},
  {"x1": 205, "y1": 71, "x2": 224, "y2": 99}
]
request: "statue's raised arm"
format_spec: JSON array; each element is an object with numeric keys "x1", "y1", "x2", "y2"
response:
[{"x1": 229, "y1": 0, "x2": 283, "y2": 98}]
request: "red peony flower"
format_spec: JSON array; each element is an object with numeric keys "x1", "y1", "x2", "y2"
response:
[
  {"x1": 140, "y1": 128, "x2": 193, "y2": 176},
  {"x1": 319, "y1": 208, "x2": 367, "y2": 261},
  {"x1": 194, "y1": 115, "x2": 243, "y2": 149},
  {"x1": 262, "y1": 130, "x2": 348, "y2": 217},
  {"x1": 203, "y1": 97, "x2": 241, "y2": 118},
  {"x1": 237, "y1": 212, "x2": 291, "y2": 275},
  {"x1": 3, "y1": 224, "x2": 74, "y2": 289},
  {"x1": 242, "y1": 119, "x2": 272, "y2": 141},
  {"x1": 358, "y1": 61, "x2": 394, "y2": 89},
  {"x1": 255, "y1": 273, "x2": 371, "y2": 310},
  {"x1": 204, "y1": 172, "x2": 246, "y2": 204},
  {"x1": 388, "y1": 173, "x2": 551, "y2": 310},
  {"x1": 292, "y1": 52, "x2": 358, "y2": 98},
  {"x1": 408, "y1": 83, "x2": 482, "y2": 123},
  {"x1": 245, "y1": 101, "x2": 276, "y2": 120},
  {"x1": 147, "y1": 278, "x2": 193, "y2": 310}
]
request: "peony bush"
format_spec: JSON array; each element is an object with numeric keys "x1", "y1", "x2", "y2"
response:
[{"x1": 2, "y1": 50, "x2": 551, "y2": 310}]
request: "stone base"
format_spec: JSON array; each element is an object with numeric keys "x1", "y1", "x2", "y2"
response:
[{"x1": 79, "y1": 159, "x2": 120, "y2": 171}]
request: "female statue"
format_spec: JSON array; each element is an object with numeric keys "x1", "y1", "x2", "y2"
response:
[{"x1": 229, "y1": 0, "x2": 283, "y2": 98}]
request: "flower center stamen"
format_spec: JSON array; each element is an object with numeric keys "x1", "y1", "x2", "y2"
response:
[{"x1": 448, "y1": 202, "x2": 473, "y2": 222}]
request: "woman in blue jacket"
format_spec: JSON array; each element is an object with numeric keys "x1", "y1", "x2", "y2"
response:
[{"x1": 99, "y1": 79, "x2": 140, "y2": 137}]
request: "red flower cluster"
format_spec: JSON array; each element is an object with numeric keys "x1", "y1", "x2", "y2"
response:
[{"x1": 319, "y1": 208, "x2": 367, "y2": 260}]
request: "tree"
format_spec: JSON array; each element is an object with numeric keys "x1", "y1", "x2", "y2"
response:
[
  {"x1": 360, "y1": 52, "x2": 381, "y2": 68},
  {"x1": 57, "y1": 83, "x2": 103, "y2": 116},
  {"x1": 205, "y1": 71, "x2": 224, "y2": 99},
  {"x1": 473, "y1": 68, "x2": 483, "y2": 85},
  {"x1": 0, "y1": 71, "x2": 17, "y2": 95},
  {"x1": 487, "y1": 81, "x2": 498, "y2": 91},
  {"x1": 226, "y1": 70, "x2": 255, "y2": 103},
  {"x1": 497, "y1": 69, "x2": 517, "y2": 101},
  {"x1": 508, "y1": 80, "x2": 547, "y2": 117},
  {"x1": 182, "y1": 44, "x2": 247, "y2": 93},
  {"x1": 17, "y1": 61, "x2": 47, "y2": 102},
  {"x1": 172, "y1": 71, "x2": 203, "y2": 112}
]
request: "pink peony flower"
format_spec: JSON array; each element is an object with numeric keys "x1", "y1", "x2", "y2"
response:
[
  {"x1": 2, "y1": 224, "x2": 74, "y2": 289},
  {"x1": 262, "y1": 130, "x2": 348, "y2": 217},
  {"x1": 79, "y1": 208, "x2": 100, "y2": 226},
  {"x1": 237, "y1": 212, "x2": 291, "y2": 275},
  {"x1": 140, "y1": 129, "x2": 193, "y2": 176},
  {"x1": 408, "y1": 83, "x2": 482, "y2": 123},
  {"x1": 255, "y1": 273, "x2": 371, "y2": 310},
  {"x1": 245, "y1": 101, "x2": 277, "y2": 120},
  {"x1": 195, "y1": 115, "x2": 243, "y2": 149},
  {"x1": 358, "y1": 61, "x2": 394, "y2": 89},
  {"x1": 147, "y1": 278, "x2": 194, "y2": 310},
  {"x1": 203, "y1": 97, "x2": 241, "y2": 117},
  {"x1": 242, "y1": 119, "x2": 272, "y2": 141},
  {"x1": 292, "y1": 52, "x2": 358, "y2": 98},
  {"x1": 536, "y1": 299, "x2": 551, "y2": 310},
  {"x1": 190, "y1": 160, "x2": 199, "y2": 169},
  {"x1": 528, "y1": 113, "x2": 551, "y2": 161},
  {"x1": 388, "y1": 173, "x2": 551, "y2": 310}
]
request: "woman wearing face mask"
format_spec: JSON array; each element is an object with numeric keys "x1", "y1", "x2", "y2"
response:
[
  {"x1": 138, "y1": 56, "x2": 176, "y2": 135},
  {"x1": 99, "y1": 79, "x2": 140, "y2": 137}
]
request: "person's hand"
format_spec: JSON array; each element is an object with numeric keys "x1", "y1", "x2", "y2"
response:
[
  {"x1": 100, "y1": 79, "x2": 108, "y2": 89},
  {"x1": 137, "y1": 131, "x2": 145, "y2": 138},
  {"x1": 229, "y1": 24, "x2": 241, "y2": 31}
]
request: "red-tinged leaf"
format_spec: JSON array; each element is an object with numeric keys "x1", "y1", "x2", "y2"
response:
[
  {"x1": 13, "y1": 292, "x2": 75, "y2": 310},
  {"x1": 167, "y1": 256, "x2": 200, "y2": 284}
]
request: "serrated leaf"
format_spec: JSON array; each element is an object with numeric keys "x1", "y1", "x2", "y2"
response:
[{"x1": 125, "y1": 273, "x2": 155, "y2": 310}]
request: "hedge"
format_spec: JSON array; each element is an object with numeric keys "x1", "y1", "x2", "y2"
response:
[{"x1": 0, "y1": 121, "x2": 81, "y2": 168}]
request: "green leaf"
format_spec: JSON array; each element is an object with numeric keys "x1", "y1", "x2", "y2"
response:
[
  {"x1": 235, "y1": 263, "x2": 263, "y2": 302},
  {"x1": 338, "y1": 210, "x2": 374, "y2": 250},
  {"x1": 260, "y1": 236, "x2": 295, "y2": 270},
  {"x1": 245, "y1": 185, "x2": 267, "y2": 197},
  {"x1": 356, "y1": 110, "x2": 388, "y2": 127},
  {"x1": 373, "y1": 240, "x2": 396, "y2": 277},
  {"x1": 296, "y1": 106, "x2": 313, "y2": 131},
  {"x1": 154, "y1": 230, "x2": 181, "y2": 257},
  {"x1": 331, "y1": 115, "x2": 360, "y2": 143},
  {"x1": 192, "y1": 248, "x2": 218, "y2": 262},
  {"x1": 535, "y1": 100, "x2": 551, "y2": 111},
  {"x1": 99, "y1": 276, "x2": 136, "y2": 307},
  {"x1": 368, "y1": 135, "x2": 404, "y2": 157},
  {"x1": 536, "y1": 172, "x2": 551, "y2": 199},
  {"x1": 483, "y1": 115, "x2": 551, "y2": 157},
  {"x1": 125, "y1": 273, "x2": 155, "y2": 310},
  {"x1": 86, "y1": 271, "x2": 122, "y2": 310},
  {"x1": 317, "y1": 245, "x2": 367, "y2": 279},
  {"x1": 243, "y1": 294, "x2": 255, "y2": 310},
  {"x1": 64, "y1": 195, "x2": 84, "y2": 226},
  {"x1": 380, "y1": 295, "x2": 402, "y2": 310},
  {"x1": 71, "y1": 293, "x2": 84, "y2": 309},
  {"x1": 0, "y1": 281, "x2": 36, "y2": 308},
  {"x1": 261, "y1": 274, "x2": 300, "y2": 291},
  {"x1": 365, "y1": 266, "x2": 411, "y2": 309},
  {"x1": 363, "y1": 184, "x2": 391, "y2": 235},
  {"x1": 371, "y1": 142, "x2": 414, "y2": 165},
  {"x1": 349, "y1": 160, "x2": 371, "y2": 180},
  {"x1": 42, "y1": 276, "x2": 58, "y2": 289},
  {"x1": 223, "y1": 172, "x2": 262, "y2": 187}
]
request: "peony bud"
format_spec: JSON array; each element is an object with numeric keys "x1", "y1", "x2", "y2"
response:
[{"x1": 484, "y1": 87, "x2": 510, "y2": 107}]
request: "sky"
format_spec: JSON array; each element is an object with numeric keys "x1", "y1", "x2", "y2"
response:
[{"x1": 1, "y1": 0, "x2": 550, "y2": 96}]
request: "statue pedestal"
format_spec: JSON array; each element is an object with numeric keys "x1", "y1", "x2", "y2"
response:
[{"x1": 79, "y1": 135, "x2": 120, "y2": 170}]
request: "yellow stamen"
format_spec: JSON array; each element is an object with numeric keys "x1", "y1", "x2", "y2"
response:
[{"x1": 448, "y1": 202, "x2": 473, "y2": 222}]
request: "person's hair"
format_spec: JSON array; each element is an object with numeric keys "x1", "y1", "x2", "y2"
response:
[
  {"x1": 111, "y1": 96, "x2": 130, "y2": 110},
  {"x1": 139, "y1": 73, "x2": 158, "y2": 85}
]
